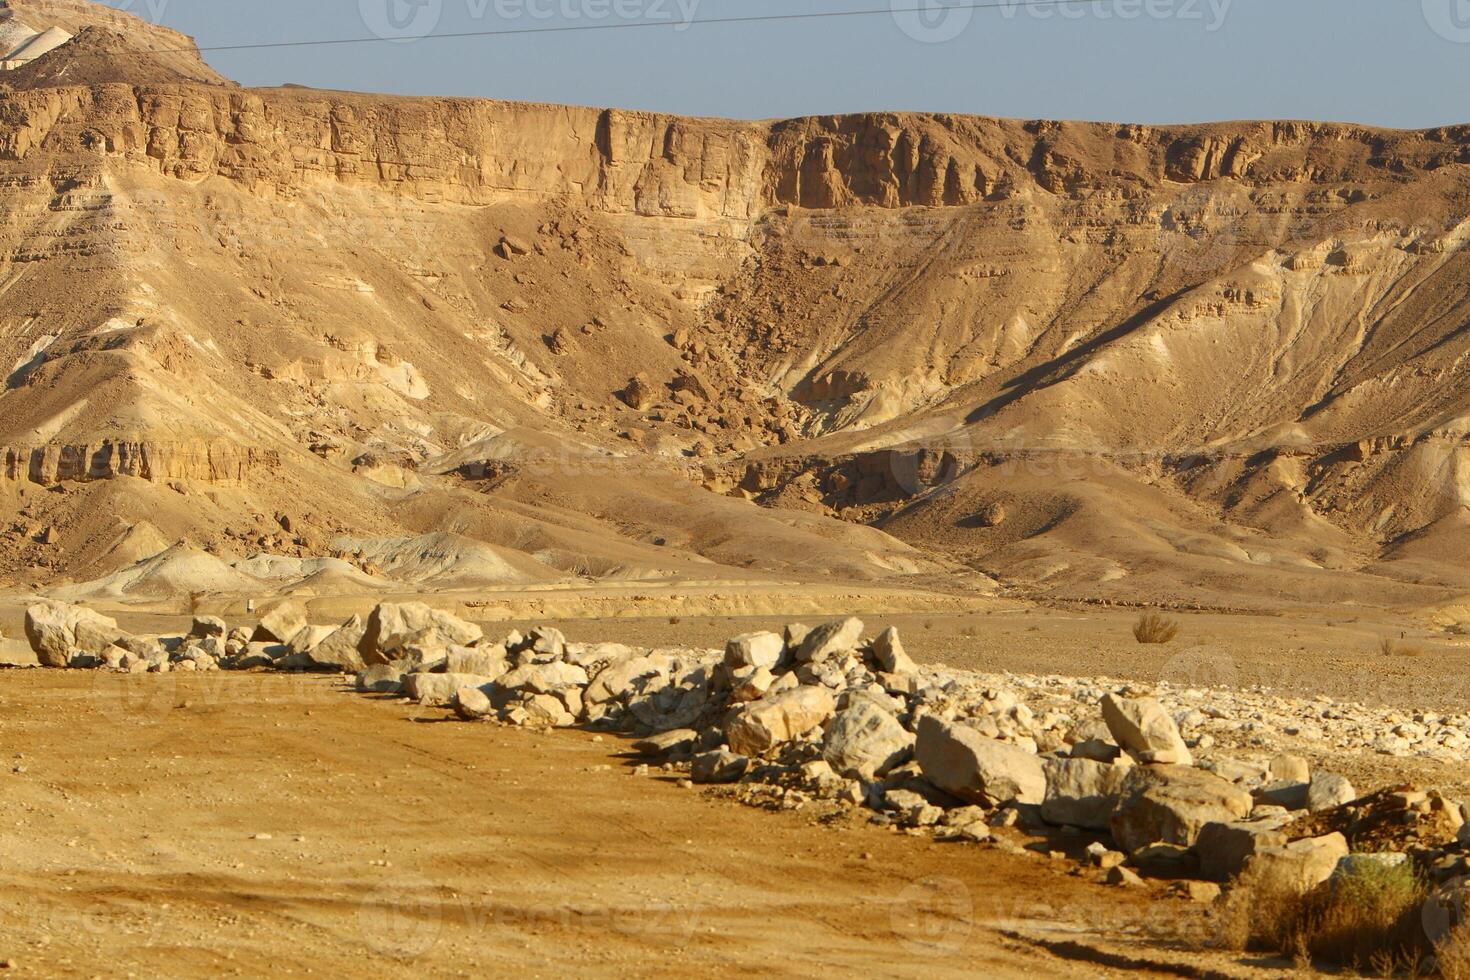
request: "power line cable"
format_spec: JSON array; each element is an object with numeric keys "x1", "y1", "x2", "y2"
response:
[{"x1": 118, "y1": 0, "x2": 1120, "y2": 57}]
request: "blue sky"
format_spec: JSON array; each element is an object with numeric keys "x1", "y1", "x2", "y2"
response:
[{"x1": 103, "y1": 0, "x2": 1470, "y2": 127}]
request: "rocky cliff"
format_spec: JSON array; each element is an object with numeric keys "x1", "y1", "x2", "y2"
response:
[{"x1": 2, "y1": 0, "x2": 1470, "y2": 608}]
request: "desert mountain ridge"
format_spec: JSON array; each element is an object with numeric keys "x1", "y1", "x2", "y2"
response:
[{"x1": 2, "y1": 0, "x2": 1470, "y2": 615}]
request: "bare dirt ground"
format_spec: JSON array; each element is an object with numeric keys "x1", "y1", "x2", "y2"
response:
[{"x1": 0, "y1": 668, "x2": 1292, "y2": 979}]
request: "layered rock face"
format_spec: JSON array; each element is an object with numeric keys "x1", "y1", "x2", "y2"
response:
[
  {"x1": 3, "y1": 0, "x2": 1470, "y2": 605},
  {"x1": 1, "y1": 441, "x2": 277, "y2": 484}
]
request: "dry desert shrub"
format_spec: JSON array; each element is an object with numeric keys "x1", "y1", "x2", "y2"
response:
[
  {"x1": 1380, "y1": 637, "x2": 1425, "y2": 659},
  {"x1": 1132, "y1": 612, "x2": 1180, "y2": 645},
  {"x1": 1214, "y1": 863, "x2": 1300, "y2": 955},
  {"x1": 1438, "y1": 921, "x2": 1470, "y2": 980},
  {"x1": 1297, "y1": 860, "x2": 1428, "y2": 972},
  {"x1": 1217, "y1": 860, "x2": 1429, "y2": 973}
]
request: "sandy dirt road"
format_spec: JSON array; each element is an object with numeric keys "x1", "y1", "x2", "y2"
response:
[{"x1": 0, "y1": 669, "x2": 1285, "y2": 978}]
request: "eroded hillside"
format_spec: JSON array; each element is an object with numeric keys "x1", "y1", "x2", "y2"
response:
[{"x1": 2, "y1": 0, "x2": 1470, "y2": 610}]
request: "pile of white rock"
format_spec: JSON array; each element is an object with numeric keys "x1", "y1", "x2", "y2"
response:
[
  {"x1": 21, "y1": 599, "x2": 1470, "y2": 900},
  {"x1": 998, "y1": 673, "x2": 1470, "y2": 764}
]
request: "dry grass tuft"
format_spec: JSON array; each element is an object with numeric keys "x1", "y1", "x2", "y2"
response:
[
  {"x1": 1380, "y1": 637, "x2": 1425, "y2": 658},
  {"x1": 1218, "y1": 859, "x2": 1429, "y2": 973},
  {"x1": 1438, "y1": 921, "x2": 1470, "y2": 980},
  {"x1": 1132, "y1": 611, "x2": 1180, "y2": 645}
]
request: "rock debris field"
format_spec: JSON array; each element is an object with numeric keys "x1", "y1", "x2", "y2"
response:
[{"x1": 17, "y1": 597, "x2": 1470, "y2": 927}]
